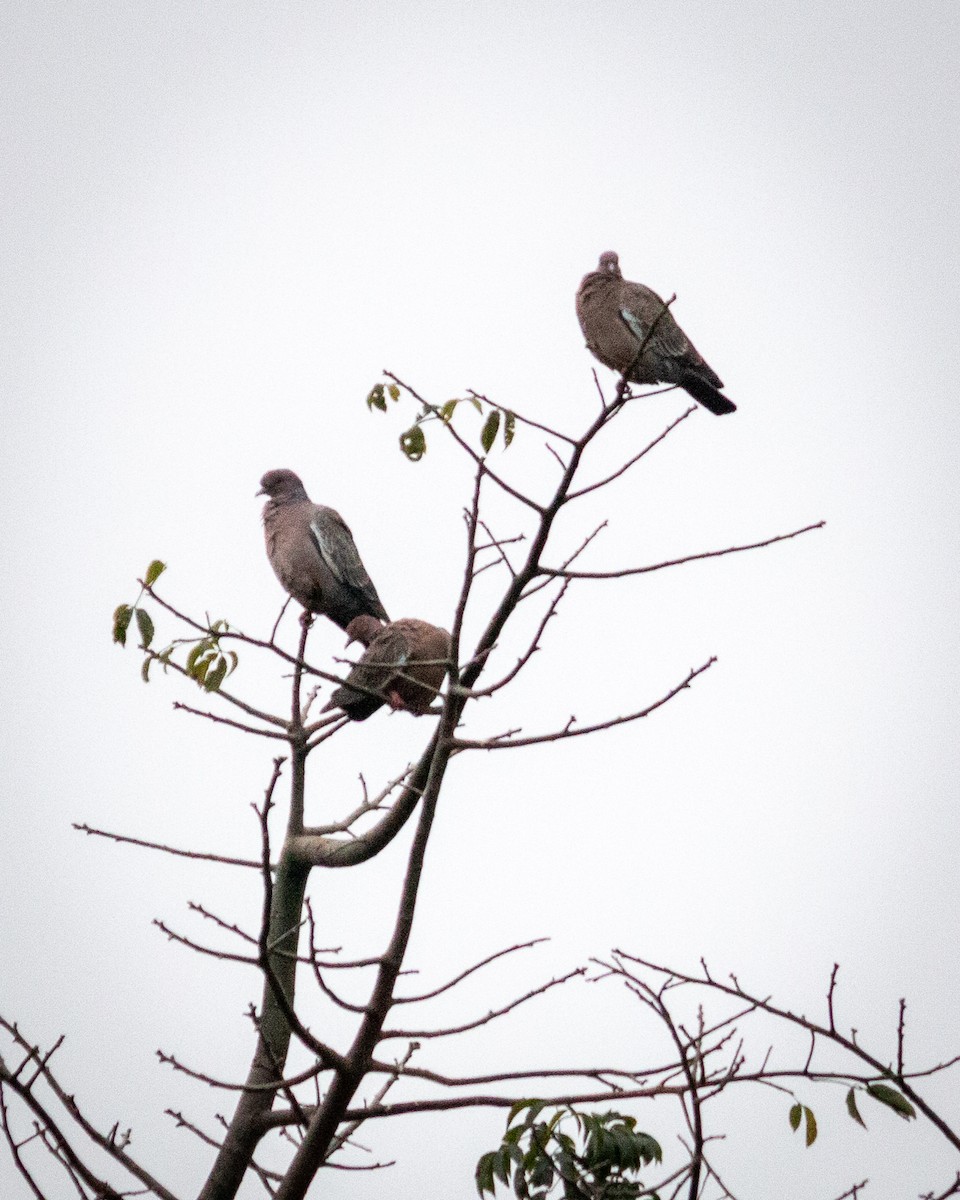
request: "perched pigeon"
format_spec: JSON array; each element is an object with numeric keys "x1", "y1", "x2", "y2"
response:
[
  {"x1": 576, "y1": 251, "x2": 735, "y2": 415},
  {"x1": 325, "y1": 615, "x2": 451, "y2": 721},
  {"x1": 258, "y1": 469, "x2": 389, "y2": 630}
]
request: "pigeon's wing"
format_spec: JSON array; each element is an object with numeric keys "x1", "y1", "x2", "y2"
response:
[
  {"x1": 309, "y1": 507, "x2": 389, "y2": 621},
  {"x1": 618, "y1": 280, "x2": 725, "y2": 391},
  {"x1": 617, "y1": 282, "x2": 693, "y2": 361},
  {"x1": 352, "y1": 624, "x2": 410, "y2": 695},
  {"x1": 330, "y1": 624, "x2": 410, "y2": 718}
]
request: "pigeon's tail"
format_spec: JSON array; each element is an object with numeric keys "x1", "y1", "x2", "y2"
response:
[
  {"x1": 681, "y1": 373, "x2": 737, "y2": 416},
  {"x1": 322, "y1": 687, "x2": 383, "y2": 722}
]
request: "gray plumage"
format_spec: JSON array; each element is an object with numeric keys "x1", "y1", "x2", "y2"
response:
[
  {"x1": 258, "y1": 469, "x2": 389, "y2": 630},
  {"x1": 576, "y1": 251, "x2": 736, "y2": 416},
  {"x1": 325, "y1": 616, "x2": 451, "y2": 721}
]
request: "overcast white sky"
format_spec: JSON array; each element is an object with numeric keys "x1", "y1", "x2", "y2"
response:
[{"x1": 2, "y1": 2, "x2": 959, "y2": 1197}]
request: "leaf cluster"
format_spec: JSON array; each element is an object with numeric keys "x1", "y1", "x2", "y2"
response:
[
  {"x1": 789, "y1": 1082, "x2": 915, "y2": 1148},
  {"x1": 366, "y1": 380, "x2": 515, "y2": 460},
  {"x1": 112, "y1": 559, "x2": 238, "y2": 691},
  {"x1": 477, "y1": 1103, "x2": 662, "y2": 1200},
  {"x1": 181, "y1": 623, "x2": 238, "y2": 692},
  {"x1": 112, "y1": 559, "x2": 166, "y2": 649}
]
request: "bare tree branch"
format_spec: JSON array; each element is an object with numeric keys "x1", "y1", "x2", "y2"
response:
[
  {"x1": 0, "y1": 1036, "x2": 175, "y2": 1200},
  {"x1": 611, "y1": 951, "x2": 960, "y2": 1155},
  {"x1": 0, "y1": 1081, "x2": 48, "y2": 1200},
  {"x1": 153, "y1": 919, "x2": 259, "y2": 966},
  {"x1": 566, "y1": 406, "x2": 696, "y2": 501},
  {"x1": 538, "y1": 521, "x2": 826, "y2": 580},
  {"x1": 172, "y1": 701, "x2": 289, "y2": 740},
  {"x1": 72, "y1": 823, "x2": 265, "y2": 869},
  {"x1": 393, "y1": 938, "x2": 550, "y2": 1005},
  {"x1": 453, "y1": 659, "x2": 716, "y2": 750},
  {"x1": 463, "y1": 581, "x2": 570, "y2": 698},
  {"x1": 381, "y1": 968, "x2": 584, "y2": 1041}
]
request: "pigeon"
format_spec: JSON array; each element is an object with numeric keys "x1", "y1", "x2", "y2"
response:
[
  {"x1": 259, "y1": 469, "x2": 389, "y2": 630},
  {"x1": 325, "y1": 615, "x2": 451, "y2": 721},
  {"x1": 576, "y1": 251, "x2": 735, "y2": 415}
]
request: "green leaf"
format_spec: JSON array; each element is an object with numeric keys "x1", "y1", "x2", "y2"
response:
[
  {"x1": 225, "y1": 650, "x2": 239, "y2": 676},
  {"x1": 554, "y1": 1131, "x2": 576, "y2": 1159},
  {"x1": 468, "y1": 396, "x2": 483, "y2": 413},
  {"x1": 366, "y1": 383, "x2": 387, "y2": 412},
  {"x1": 144, "y1": 559, "x2": 166, "y2": 587},
  {"x1": 507, "y1": 1100, "x2": 539, "y2": 1126},
  {"x1": 493, "y1": 1147, "x2": 512, "y2": 1186},
  {"x1": 522, "y1": 1101, "x2": 546, "y2": 1128},
  {"x1": 529, "y1": 1157, "x2": 554, "y2": 1190},
  {"x1": 507, "y1": 1140, "x2": 526, "y2": 1168},
  {"x1": 141, "y1": 657, "x2": 151, "y2": 683},
  {"x1": 789, "y1": 1102, "x2": 802, "y2": 1132},
  {"x1": 476, "y1": 1152, "x2": 496, "y2": 1196},
  {"x1": 400, "y1": 424, "x2": 427, "y2": 461},
  {"x1": 387, "y1": 383, "x2": 400, "y2": 402},
  {"x1": 192, "y1": 650, "x2": 218, "y2": 686},
  {"x1": 135, "y1": 608, "x2": 154, "y2": 649},
  {"x1": 113, "y1": 604, "x2": 133, "y2": 646},
  {"x1": 439, "y1": 399, "x2": 459, "y2": 423},
  {"x1": 481, "y1": 410, "x2": 501, "y2": 454},
  {"x1": 204, "y1": 656, "x2": 229, "y2": 693},
  {"x1": 804, "y1": 1106, "x2": 817, "y2": 1147},
  {"x1": 546, "y1": 1110, "x2": 566, "y2": 1135},
  {"x1": 186, "y1": 642, "x2": 208, "y2": 674},
  {"x1": 634, "y1": 1132, "x2": 662, "y2": 1165},
  {"x1": 554, "y1": 1149, "x2": 579, "y2": 1183},
  {"x1": 529, "y1": 1124, "x2": 550, "y2": 1155},
  {"x1": 503, "y1": 410, "x2": 516, "y2": 447},
  {"x1": 846, "y1": 1087, "x2": 867, "y2": 1128},
  {"x1": 866, "y1": 1083, "x2": 916, "y2": 1120}
]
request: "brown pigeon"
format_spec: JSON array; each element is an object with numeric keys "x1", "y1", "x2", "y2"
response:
[
  {"x1": 576, "y1": 251, "x2": 735, "y2": 415},
  {"x1": 325, "y1": 615, "x2": 451, "y2": 721},
  {"x1": 258, "y1": 469, "x2": 389, "y2": 630}
]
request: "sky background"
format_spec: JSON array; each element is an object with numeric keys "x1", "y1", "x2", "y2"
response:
[{"x1": 2, "y1": 2, "x2": 959, "y2": 1197}]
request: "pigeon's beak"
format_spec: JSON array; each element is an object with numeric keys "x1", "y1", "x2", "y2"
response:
[
  {"x1": 256, "y1": 487, "x2": 266, "y2": 497},
  {"x1": 344, "y1": 633, "x2": 356, "y2": 648}
]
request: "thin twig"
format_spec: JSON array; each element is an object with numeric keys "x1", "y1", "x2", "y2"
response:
[
  {"x1": 454, "y1": 659, "x2": 716, "y2": 750},
  {"x1": 393, "y1": 938, "x2": 549, "y2": 1004},
  {"x1": 538, "y1": 521, "x2": 826, "y2": 580},
  {"x1": 172, "y1": 701, "x2": 288, "y2": 740},
  {"x1": 380, "y1": 968, "x2": 584, "y2": 1041},
  {"x1": 384, "y1": 372, "x2": 544, "y2": 514},
  {"x1": 269, "y1": 598, "x2": 293, "y2": 644},
  {"x1": 567, "y1": 406, "x2": 696, "y2": 501},
  {"x1": 463, "y1": 582, "x2": 570, "y2": 698},
  {"x1": 827, "y1": 963, "x2": 840, "y2": 1033},
  {"x1": 72, "y1": 823, "x2": 265, "y2": 869}
]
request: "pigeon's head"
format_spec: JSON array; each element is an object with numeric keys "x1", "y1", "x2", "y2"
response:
[
  {"x1": 597, "y1": 251, "x2": 621, "y2": 277},
  {"x1": 344, "y1": 614, "x2": 384, "y2": 649},
  {"x1": 257, "y1": 469, "x2": 308, "y2": 502}
]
